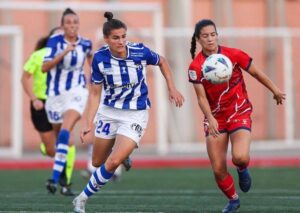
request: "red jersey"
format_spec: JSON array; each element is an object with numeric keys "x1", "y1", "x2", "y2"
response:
[{"x1": 188, "y1": 46, "x2": 253, "y2": 123}]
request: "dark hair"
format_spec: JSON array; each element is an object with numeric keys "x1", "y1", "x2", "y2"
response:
[
  {"x1": 103, "y1": 11, "x2": 127, "y2": 37},
  {"x1": 61, "y1": 8, "x2": 77, "y2": 25},
  {"x1": 190, "y1": 19, "x2": 217, "y2": 59},
  {"x1": 34, "y1": 26, "x2": 61, "y2": 51}
]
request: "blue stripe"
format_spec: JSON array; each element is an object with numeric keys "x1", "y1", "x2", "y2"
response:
[
  {"x1": 136, "y1": 79, "x2": 149, "y2": 109},
  {"x1": 93, "y1": 171, "x2": 104, "y2": 185},
  {"x1": 54, "y1": 161, "x2": 65, "y2": 166},
  {"x1": 100, "y1": 165, "x2": 114, "y2": 179},
  {"x1": 84, "y1": 188, "x2": 93, "y2": 197},
  {"x1": 119, "y1": 60, "x2": 130, "y2": 84},
  {"x1": 46, "y1": 73, "x2": 52, "y2": 95},
  {"x1": 88, "y1": 181, "x2": 98, "y2": 192},
  {"x1": 122, "y1": 83, "x2": 140, "y2": 109},
  {"x1": 57, "y1": 149, "x2": 68, "y2": 154},
  {"x1": 70, "y1": 51, "x2": 77, "y2": 66},
  {"x1": 65, "y1": 71, "x2": 73, "y2": 90},
  {"x1": 54, "y1": 66, "x2": 62, "y2": 95}
]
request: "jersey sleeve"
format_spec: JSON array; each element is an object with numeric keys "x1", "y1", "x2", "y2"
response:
[
  {"x1": 85, "y1": 40, "x2": 93, "y2": 57},
  {"x1": 143, "y1": 45, "x2": 160, "y2": 65},
  {"x1": 91, "y1": 56, "x2": 104, "y2": 84},
  {"x1": 43, "y1": 37, "x2": 58, "y2": 62},
  {"x1": 188, "y1": 61, "x2": 202, "y2": 84},
  {"x1": 235, "y1": 49, "x2": 252, "y2": 71},
  {"x1": 23, "y1": 52, "x2": 38, "y2": 74}
]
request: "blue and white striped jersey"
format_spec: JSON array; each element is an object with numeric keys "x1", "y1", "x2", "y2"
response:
[
  {"x1": 44, "y1": 34, "x2": 92, "y2": 96},
  {"x1": 91, "y1": 42, "x2": 160, "y2": 110}
]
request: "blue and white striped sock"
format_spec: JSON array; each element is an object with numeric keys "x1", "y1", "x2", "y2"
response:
[
  {"x1": 81, "y1": 165, "x2": 114, "y2": 198},
  {"x1": 51, "y1": 129, "x2": 70, "y2": 183}
]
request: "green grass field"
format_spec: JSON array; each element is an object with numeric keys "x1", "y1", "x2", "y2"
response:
[{"x1": 0, "y1": 168, "x2": 299, "y2": 212}]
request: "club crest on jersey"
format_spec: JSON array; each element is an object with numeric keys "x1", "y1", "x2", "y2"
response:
[
  {"x1": 121, "y1": 67, "x2": 127, "y2": 74},
  {"x1": 131, "y1": 123, "x2": 143, "y2": 137},
  {"x1": 189, "y1": 70, "x2": 197, "y2": 80}
]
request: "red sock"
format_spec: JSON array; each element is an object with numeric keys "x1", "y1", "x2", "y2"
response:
[
  {"x1": 216, "y1": 173, "x2": 238, "y2": 200},
  {"x1": 236, "y1": 161, "x2": 249, "y2": 172}
]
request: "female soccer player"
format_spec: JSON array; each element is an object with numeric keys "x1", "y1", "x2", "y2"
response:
[
  {"x1": 22, "y1": 27, "x2": 76, "y2": 195},
  {"x1": 72, "y1": 11, "x2": 184, "y2": 213},
  {"x1": 188, "y1": 19, "x2": 285, "y2": 213},
  {"x1": 22, "y1": 27, "x2": 62, "y2": 158},
  {"x1": 42, "y1": 8, "x2": 93, "y2": 195}
]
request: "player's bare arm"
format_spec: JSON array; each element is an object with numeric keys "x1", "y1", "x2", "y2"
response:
[
  {"x1": 193, "y1": 83, "x2": 219, "y2": 137},
  {"x1": 80, "y1": 83, "x2": 102, "y2": 143},
  {"x1": 158, "y1": 55, "x2": 184, "y2": 107},
  {"x1": 247, "y1": 63, "x2": 286, "y2": 105}
]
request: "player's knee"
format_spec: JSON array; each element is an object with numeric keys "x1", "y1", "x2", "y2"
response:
[
  {"x1": 232, "y1": 155, "x2": 249, "y2": 167},
  {"x1": 105, "y1": 157, "x2": 122, "y2": 172},
  {"x1": 212, "y1": 165, "x2": 228, "y2": 180}
]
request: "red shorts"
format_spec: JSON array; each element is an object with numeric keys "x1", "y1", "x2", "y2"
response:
[{"x1": 204, "y1": 102, "x2": 252, "y2": 136}]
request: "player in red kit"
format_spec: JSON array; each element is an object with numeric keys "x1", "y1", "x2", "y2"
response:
[{"x1": 188, "y1": 19, "x2": 285, "y2": 213}]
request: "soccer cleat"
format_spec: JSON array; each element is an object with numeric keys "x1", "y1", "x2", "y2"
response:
[
  {"x1": 73, "y1": 196, "x2": 87, "y2": 213},
  {"x1": 237, "y1": 168, "x2": 252, "y2": 192},
  {"x1": 59, "y1": 169, "x2": 67, "y2": 187},
  {"x1": 46, "y1": 179, "x2": 57, "y2": 194},
  {"x1": 222, "y1": 199, "x2": 240, "y2": 213},
  {"x1": 61, "y1": 184, "x2": 75, "y2": 196},
  {"x1": 122, "y1": 156, "x2": 132, "y2": 171}
]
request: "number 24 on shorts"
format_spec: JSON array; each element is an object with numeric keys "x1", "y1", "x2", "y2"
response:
[{"x1": 96, "y1": 120, "x2": 110, "y2": 135}]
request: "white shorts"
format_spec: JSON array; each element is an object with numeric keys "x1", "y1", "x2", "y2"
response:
[
  {"x1": 94, "y1": 105, "x2": 149, "y2": 146},
  {"x1": 45, "y1": 87, "x2": 88, "y2": 123}
]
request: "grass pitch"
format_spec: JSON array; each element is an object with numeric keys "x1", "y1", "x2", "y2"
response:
[{"x1": 0, "y1": 168, "x2": 299, "y2": 212}]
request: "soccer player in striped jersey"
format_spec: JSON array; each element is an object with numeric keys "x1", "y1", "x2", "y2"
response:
[
  {"x1": 22, "y1": 27, "x2": 77, "y2": 195},
  {"x1": 72, "y1": 11, "x2": 184, "y2": 213},
  {"x1": 188, "y1": 19, "x2": 285, "y2": 213},
  {"x1": 42, "y1": 8, "x2": 93, "y2": 195}
]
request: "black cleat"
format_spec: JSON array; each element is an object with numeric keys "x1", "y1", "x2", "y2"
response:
[
  {"x1": 122, "y1": 156, "x2": 132, "y2": 171},
  {"x1": 60, "y1": 184, "x2": 75, "y2": 196},
  {"x1": 46, "y1": 179, "x2": 57, "y2": 194}
]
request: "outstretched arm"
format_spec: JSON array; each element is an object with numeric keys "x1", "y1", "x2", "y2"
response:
[
  {"x1": 247, "y1": 63, "x2": 286, "y2": 105},
  {"x1": 193, "y1": 83, "x2": 219, "y2": 137},
  {"x1": 158, "y1": 55, "x2": 184, "y2": 107}
]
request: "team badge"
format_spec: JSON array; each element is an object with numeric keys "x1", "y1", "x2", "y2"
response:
[
  {"x1": 131, "y1": 123, "x2": 143, "y2": 137},
  {"x1": 189, "y1": 70, "x2": 197, "y2": 80}
]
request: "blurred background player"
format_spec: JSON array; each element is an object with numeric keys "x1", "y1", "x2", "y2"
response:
[
  {"x1": 73, "y1": 11, "x2": 184, "y2": 213},
  {"x1": 188, "y1": 19, "x2": 285, "y2": 213},
  {"x1": 21, "y1": 26, "x2": 77, "y2": 195},
  {"x1": 42, "y1": 8, "x2": 93, "y2": 195}
]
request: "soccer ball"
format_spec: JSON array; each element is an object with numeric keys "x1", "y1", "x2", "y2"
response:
[{"x1": 201, "y1": 53, "x2": 233, "y2": 84}]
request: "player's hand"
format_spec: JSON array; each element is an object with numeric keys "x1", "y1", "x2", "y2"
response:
[
  {"x1": 207, "y1": 116, "x2": 220, "y2": 138},
  {"x1": 32, "y1": 99, "x2": 44, "y2": 110},
  {"x1": 80, "y1": 126, "x2": 92, "y2": 144},
  {"x1": 65, "y1": 43, "x2": 76, "y2": 52},
  {"x1": 273, "y1": 90, "x2": 286, "y2": 105},
  {"x1": 168, "y1": 88, "x2": 184, "y2": 107}
]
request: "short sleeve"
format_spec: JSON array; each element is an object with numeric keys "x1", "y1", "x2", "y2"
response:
[
  {"x1": 235, "y1": 49, "x2": 252, "y2": 71},
  {"x1": 144, "y1": 45, "x2": 160, "y2": 65},
  {"x1": 43, "y1": 37, "x2": 58, "y2": 62},
  {"x1": 188, "y1": 62, "x2": 202, "y2": 84},
  {"x1": 86, "y1": 40, "x2": 93, "y2": 57},
  {"x1": 91, "y1": 56, "x2": 104, "y2": 84},
  {"x1": 23, "y1": 53, "x2": 38, "y2": 74}
]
